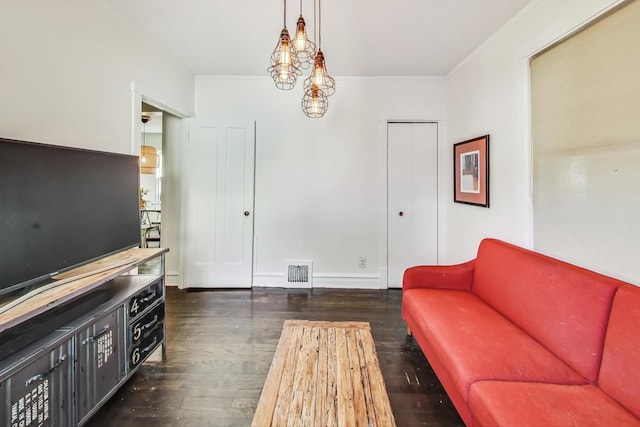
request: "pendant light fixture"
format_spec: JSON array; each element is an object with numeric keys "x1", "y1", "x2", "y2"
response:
[
  {"x1": 302, "y1": 0, "x2": 332, "y2": 117},
  {"x1": 304, "y1": 0, "x2": 335, "y2": 97},
  {"x1": 293, "y1": 0, "x2": 316, "y2": 68},
  {"x1": 268, "y1": 0, "x2": 302, "y2": 90},
  {"x1": 140, "y1": 115, "x2": 158, "y2": 174},
  {"x1": 301, "y1": 83, "x2": 329, "y2": 118}
]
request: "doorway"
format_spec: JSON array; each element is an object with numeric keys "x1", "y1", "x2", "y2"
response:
[
  {"x1": 140, "y1": 104, "x2": 162, "y2": 249},
  {"x1": 138, "y1": 101, "x2": 184, "y2": 285},
  {"x1": 387, "y1": 122, "x2": 438, "y2": 288}
]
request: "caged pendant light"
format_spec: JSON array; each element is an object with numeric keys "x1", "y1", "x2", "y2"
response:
[
  {"x1": 268, "y1": 0, "x2": 302, "y2": 90},
  {"x1": 292, "y1": 0, "x2": 316, "y2": 68},
  {"x1": 303, "y1": 0, "x2": 335, "y2": 98},
  {"x1": 301, "y1": 83, "x2": 329, "y2": 118},
  {"x1": 302, "y1": 0, "x2": 333, "y2": 117}
]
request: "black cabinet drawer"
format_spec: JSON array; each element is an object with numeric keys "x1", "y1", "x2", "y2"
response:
[
  {"x1": 127, "y1": 279, "x2": 163, "y2": 320},
  {"x1": 128, "y1": 304, "x2": 164, "y2": 370},
  {"x1": 128, "y1": 327, "x2": 164, "y2": 371},
  {"x1": 128, "y1": 304, "x2": 164, "y2": 347}
]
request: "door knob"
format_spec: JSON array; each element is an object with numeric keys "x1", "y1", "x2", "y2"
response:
[
  {"x1": 399, "y1": 211, "x2": 404, "y2": 216},
  {"x1": 244, "y1": 211, "x2": 250, "y2": 216}
]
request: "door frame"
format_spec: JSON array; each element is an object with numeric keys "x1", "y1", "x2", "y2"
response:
[
  {"x1": 130, "y1": 82, "x2": 192, "y2": 287},
  {"x1": 379, "y1": 119, "x2": 442, "y2": 289}
]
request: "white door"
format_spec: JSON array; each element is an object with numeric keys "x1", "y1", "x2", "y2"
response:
[
  {"x1": 387, "y1": 122, "x2": 438, "y2": 288},
  {"x1": 184, "y1": 119, "x2": 255, "y2": 288}
]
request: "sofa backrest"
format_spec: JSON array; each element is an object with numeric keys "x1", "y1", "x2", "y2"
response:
[
  {"x1": 598, "y1": 285, "x2": 640, "y2": 418},
  {"x1": 472, "y1": 238, "x2": 623, "y2": 382}
]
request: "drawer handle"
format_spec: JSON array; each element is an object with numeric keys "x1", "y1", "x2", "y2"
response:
[
  {"x1": 82, "y1": 325, "x2": 110, "y2": 345},
  {"x1": 142, "y1": 337, "x2": 158, "y2": 353},
  {"x1": 142, "y1": 315, "x2": 159, "y2": 330},
  {"x1": 140, "y1": 290, "x2": 157, "y2": 303},
  {"x1": 25, "y1": 354, "x2": 67, "y2": 387},
  {"x1": 25, "y1": 374, "x2": 44, "y2": 388}
]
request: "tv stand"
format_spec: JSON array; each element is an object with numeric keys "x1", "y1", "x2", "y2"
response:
[{"x1": 0, "y1": 247, "x2": 168, "y2": 426}]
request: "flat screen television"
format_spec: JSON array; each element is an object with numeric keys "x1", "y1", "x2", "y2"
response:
[{"x1": 0, "y1": 137, "x2": 141, "y2": 297}]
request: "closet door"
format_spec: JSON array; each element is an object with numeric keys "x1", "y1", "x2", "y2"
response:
[
  {"x1": 387, "y1": 122, "x2": 438, "y2": 288},
  {"x1": 184, "y1": 119, "x2": 255, "y2": 288}
]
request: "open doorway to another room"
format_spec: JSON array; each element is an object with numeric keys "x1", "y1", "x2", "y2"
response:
[
  {"x1": 137, "y1": 99, "x2": 186, "y2": 287},
  {"x1": 140, "y1": 103, "x2": 163, "y2": 249}
]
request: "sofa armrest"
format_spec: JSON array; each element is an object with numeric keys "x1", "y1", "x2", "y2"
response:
[{"x1": 402, "y1": 259, "x2": 476, "y2": 292}]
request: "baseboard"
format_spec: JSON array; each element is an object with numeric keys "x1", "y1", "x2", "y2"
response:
[
  {"x1": 253, "y1": 273, "x2": 383, "y2": 289},
  {"x1": 313, "y1": 274, "x2": 382, "y2": 289},
  {"x1": 165, "y1": 272, "x2": 180, "y2": 287}
]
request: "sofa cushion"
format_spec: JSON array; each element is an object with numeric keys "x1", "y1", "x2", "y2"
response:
[
  {"x1": 403, "y1": 288, "x2": 586, "y2": 402},
  {"x1": 598, "y1": 285, "x2": 640, "y2": 419},
  {"x1": 472, "y1": 238, "x2": 622, "y2": 382},
  {"x1": 469, "y1": 381, "x2": 640, "y2": 427}
]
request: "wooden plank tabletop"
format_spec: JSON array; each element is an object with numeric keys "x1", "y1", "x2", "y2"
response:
[
  {"x1": 0, "y1": 247, "x2": 168, "y2": 333},
  {"x1": 252, "y1": 320, "x2": 396, "y2": 427}
]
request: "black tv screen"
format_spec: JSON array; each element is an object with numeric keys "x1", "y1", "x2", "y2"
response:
[{"x1": 0, "y1": 138, "x2": 141, "y2": 296}]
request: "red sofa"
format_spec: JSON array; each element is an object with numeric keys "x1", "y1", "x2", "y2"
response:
[{"x1": 402, "y1": 238, "x2": 640, "y2": 427}]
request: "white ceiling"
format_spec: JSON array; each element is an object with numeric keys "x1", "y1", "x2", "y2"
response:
[{"x1": 105, "y1": 0, "x2": 533, "y2": 76}]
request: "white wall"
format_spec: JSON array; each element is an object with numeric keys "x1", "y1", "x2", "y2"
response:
[
  {"x1": 444, "y1": 0, "x2": 625, "y2": 264},
  {"x1": 195, "y1": 76, "x2": 447, "y2": 287},
  {"x1": 0, "y1": 0, "x2": 194, "y2": 154}
]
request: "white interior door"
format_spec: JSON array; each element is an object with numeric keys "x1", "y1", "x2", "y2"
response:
[
  {"x1": 184, "y1": 119, "x2": 255, "y2": 288},
  {"x1": 387, "y1": 122, "x2": 438, "y2": 288}
]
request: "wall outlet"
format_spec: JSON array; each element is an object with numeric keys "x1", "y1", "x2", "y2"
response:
[{"x1": 359, "y1": 257, "x2": 367, "y2": 269}]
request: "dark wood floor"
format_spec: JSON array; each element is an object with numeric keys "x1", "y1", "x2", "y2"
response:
[{"x1": 85, "y1": 287, "x2": 464, "y2": 427}]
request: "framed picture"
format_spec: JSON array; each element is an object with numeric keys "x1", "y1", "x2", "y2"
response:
[{"x1": 453, "y1": 135, "x2": 489, "y2": 207}]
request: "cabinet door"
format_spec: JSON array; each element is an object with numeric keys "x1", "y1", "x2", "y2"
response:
[
  {"x1": 75, "y1": 307, "x2": 125, "y2": 423},
  {"x1": 1, "y1": 342, "x2": 72, "y2": 427}
]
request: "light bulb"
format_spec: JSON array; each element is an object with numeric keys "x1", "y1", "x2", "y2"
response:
[
  {"x1": 313, "y1": 67, "x2": 324, "y2": 86},
  {"x1": 280, "y1": 43, "x2": 291, "y2": 66},
  {"x1": 278, "y1": 45, "x2": 291, "y2": 80},
  {"x1": 295, "y1": 35, "x2": 306, "y2": 52},
  {"x1": 294, "y1": 18, "x2": 307, "y2": 51},
  {"x1": 311, "y1": 85, "x2": 321, "y2": 114}
]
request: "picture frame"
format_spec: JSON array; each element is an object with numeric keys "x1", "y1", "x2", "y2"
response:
[{"x1": 453, "y1": 134, "x2": 489, "y2": 207}]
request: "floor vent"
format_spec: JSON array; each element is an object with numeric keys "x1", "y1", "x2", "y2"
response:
[{"x1": 286, "y1": 261, "x2": 313, "y2": 287}]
